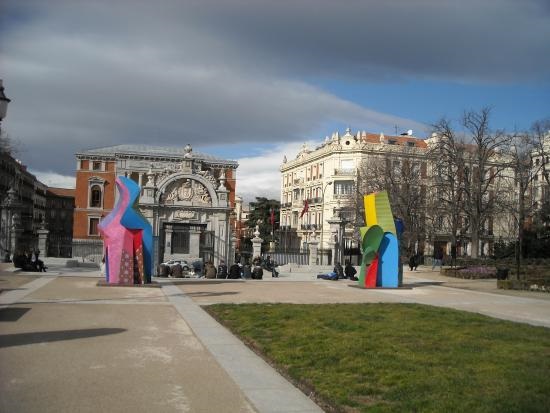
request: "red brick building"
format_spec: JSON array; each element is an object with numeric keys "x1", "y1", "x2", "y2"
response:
[{"x1": 73, "y1": 144, "x2": 238, "y2": 267}]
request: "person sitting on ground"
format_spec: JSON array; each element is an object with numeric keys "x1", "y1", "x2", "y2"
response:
[
  {"x1": 205, "y1": 261, "x2": 217, "y2": 279},
  {"x1": 228, "y1": 262, "x2": 241, "y2": 279},
  {"x1": 252, "y1": 263, "x2": 263, "y2": 279},
  {"x1": 242, "y1": 261, "x2": 252, "y2": 279},
  {"x1": 171, "y1": 263, "x2": 183, "y2": 278},
  {"x1": 33, "y1": 250, "x2": 47, "y2": 272},
  {"x1": 344, "y1": 261, "x2": 357, "y2": 280},
  {"x1": 217, "y1": 259, "x2": 228, "y2": 279},
  {"x1": 265, "y1": 255, "x2": 278, "y2": 278},
  {"x1": 333, "y1": 262, "x2": 344, "y2": 279},
  {"x1": 317, "y1": 271, "x2": 339, "y2": 281}
]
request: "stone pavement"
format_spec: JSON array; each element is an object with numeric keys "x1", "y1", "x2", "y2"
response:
[{"x1": 1, "y1": 261, "x2": 549, "y2": 412}]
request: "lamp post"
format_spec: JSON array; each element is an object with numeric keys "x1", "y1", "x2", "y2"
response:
[
  {"x1": 0, "y1": 80, "x2": 11, "y2": 261},
  {"x1": 319, "y1": 181, "x2": 333, "y2": 265}
]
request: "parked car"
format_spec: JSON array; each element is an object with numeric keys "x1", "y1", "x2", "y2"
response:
[{"x1": 161, "y1": 259, "x2": 190, "y2": 271}]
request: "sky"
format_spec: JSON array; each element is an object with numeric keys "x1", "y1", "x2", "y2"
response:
[{"x1": 1, "y1": 0, "x2": 549, "y2": 202}]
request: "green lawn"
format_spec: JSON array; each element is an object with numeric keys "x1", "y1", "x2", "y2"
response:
[{"x1": 205, "y1": 303, "x2": 550, "y2": 413}]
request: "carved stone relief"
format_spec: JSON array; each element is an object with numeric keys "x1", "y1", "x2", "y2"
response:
[
  {"x1": 162, "y1": 178, "x2": 212, "y2": 205},
  {"x1": 174, "y1": 210, "x2": 196, "y2": 220}
]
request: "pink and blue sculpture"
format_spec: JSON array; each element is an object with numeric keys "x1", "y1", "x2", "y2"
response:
[{"x1": 98, "y1": 176, "x2": 153, "y2": 284}]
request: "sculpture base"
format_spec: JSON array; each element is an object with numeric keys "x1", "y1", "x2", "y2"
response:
[{"x1": 96, "y1": 280, "x2": 160, "y2": 288}]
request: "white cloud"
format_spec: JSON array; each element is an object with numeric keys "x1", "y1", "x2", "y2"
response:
[
  {"x1": 236, "y1": 141, "x2": 317, "y2": 203},
  {"x1": 29, "y1": 170, "x2": 75, "y2": 189}
]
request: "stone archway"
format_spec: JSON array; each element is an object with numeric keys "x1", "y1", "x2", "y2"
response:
[{"x1": 155, "y1": 173, "x2": 219, "y2": 207}]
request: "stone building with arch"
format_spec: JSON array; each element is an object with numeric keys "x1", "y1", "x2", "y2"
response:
[{"x1": 73, "y1": 144, "x2": 238, "y2": 270}]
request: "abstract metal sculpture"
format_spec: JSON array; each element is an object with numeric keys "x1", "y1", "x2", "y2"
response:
[
  {"x1": 358, "y1": 191, "x2": 399, "y2": 288},
  {"x1": 98, "y1": 176, "x2": 153, "y2": 284}
]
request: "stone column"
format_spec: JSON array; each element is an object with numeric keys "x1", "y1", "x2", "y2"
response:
[
  {"x1": 230, "y1": 233, "x2": 237, "y2": 264},
  {"x1": 11, "y1": 227, "x2": 23, "y2": 255},
  {"x1": 164, "y1": 224, "x2": 173, "y2": 260},
  {"x1": 251, "y1": 226, "x2": 263, "y2": 259},
  {"x1": 37, "y1": 227, "x2": 49, "y2": 257},
  {"x1": 189, "y1": 228, "x2": 201, "y2": 257},
  {"x1": 328, "y1": 241, "x2": 336, "y2": 266},
  {"x1": 308, "y1": 238, "x2": 319, "y2": 266}
]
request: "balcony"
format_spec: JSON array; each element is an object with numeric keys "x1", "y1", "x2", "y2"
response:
[{"x1": 334, "y1": 168, "x2": 355, "y2": 176}]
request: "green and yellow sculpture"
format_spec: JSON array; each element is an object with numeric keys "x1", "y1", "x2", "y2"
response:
[{"x1": 358, "y1": 191, "x2": 399, "y2": 288}]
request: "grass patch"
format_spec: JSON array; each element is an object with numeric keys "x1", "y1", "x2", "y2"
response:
[{"x1": 205, "y1": 303, "x2": 550, "y2": 412}]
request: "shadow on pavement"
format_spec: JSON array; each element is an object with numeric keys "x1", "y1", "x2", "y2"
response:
[
  {"x1": 186, "y1": 291, "x2": 240, "y2": 297},
  {"x1": 0, "y1": 307, "x2": 31, "y2": 322},
  {"x1": 0, "y1": 327, "x2": 126, "y2": 348},
  {"x1": 165, "y1": 279, "x2": 245, "y2": 285}
]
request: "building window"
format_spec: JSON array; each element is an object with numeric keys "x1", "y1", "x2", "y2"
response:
[
  {"x1": 89, "y1": 217, "x2": 100, "y2": 236},
  {"x1": 172, "y1": 229, "x2": 190, "y2": 254},
  {"x1": 92, "y1": 161, "x2": 102, "y2": 171},
  {"x1": 90, "y1": 185, "x2": 102, "y2": 207},
  {"x1": 334, "y1": 180, "x2": 354, "y2": 195}
]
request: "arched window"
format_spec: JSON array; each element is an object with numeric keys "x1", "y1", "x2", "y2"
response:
[{"x1": 90, "y1": 185, "x2": 102, "y2": 208}]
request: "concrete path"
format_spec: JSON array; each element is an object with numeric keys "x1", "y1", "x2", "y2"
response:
[
  {"x1": 0, "y1": 266, "x2": 323, "y2": 413},
  {"x1": 2, "y1": 260, "x2": 549, "y2": 413},
  {"x1": 163, "y1": 284, "x2": 322, "y2": 413}
]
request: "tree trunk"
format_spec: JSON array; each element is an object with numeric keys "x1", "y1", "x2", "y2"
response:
[{"x1": 470, "y1": 231, "x2": 479, "y2": 259}]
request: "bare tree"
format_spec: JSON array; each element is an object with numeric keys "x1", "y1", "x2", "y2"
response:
[
  {"x1": 460, "y1": 108, "x2": 510, "y2": 258},
  {"x1": 427, "y1": 109, "x2": 510, "y2": 258},
  {"x1": 501, "y1": 131, "x2": 540, "y2": 278},
  {"x1": 427, "y1": 118, "x2": 468, "y2": 256},
  {"x1": 0, "y1": 131, "x2": 18, "y2": 156},
  {"x1": 355, "y1": 150, "x2": 426, "y2": 254},
  {"x1": 531, "y1": 118, "x2": 550, "y2": 188}
]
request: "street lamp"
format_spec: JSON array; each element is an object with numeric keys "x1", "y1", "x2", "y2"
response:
[
  {"x1": 319, "y1": 181, "x2": 333, "y2": 265},
  {"x1": 0, "y1": 80, "x2": 11, "y2": 262}
]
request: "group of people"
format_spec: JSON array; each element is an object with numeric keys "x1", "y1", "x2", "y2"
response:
[
  {"x1": 203, "y1": 256, "x2": 278, "y2": 280},
  {"x1": 12, "y1": 250, "x2": 47, "y2": 272},
  {"x1": 317, "y1": 261, "x2": 357, "y2": 281}
]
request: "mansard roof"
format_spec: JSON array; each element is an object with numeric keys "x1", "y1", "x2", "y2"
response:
[{"x1": 76, "y1": 144, "x2": 238, "y2": 166}]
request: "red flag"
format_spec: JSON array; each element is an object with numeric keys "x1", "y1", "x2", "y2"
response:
[
  {"x1": 270, "y1": 208, "x2": 275, "y2": 226},
  {"x1": 300, "y1": 199, "x2": 309, "y2": 218}
]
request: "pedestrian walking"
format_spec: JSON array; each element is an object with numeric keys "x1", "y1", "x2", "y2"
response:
[{"x1": 432, "y1": 248, "x2": 443, "y2": 271}]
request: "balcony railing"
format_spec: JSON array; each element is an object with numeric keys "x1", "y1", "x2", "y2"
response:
[{"x1": 334, "y1": 168, "x2": 355, "y2": 176}]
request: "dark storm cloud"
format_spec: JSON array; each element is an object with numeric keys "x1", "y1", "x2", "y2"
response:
[
  {"x1": 1, "y1": 0, "x2": 547, "y2": 176},
  {"x1": 179, "y1": 0, "x2": 550, "y2": 82}
]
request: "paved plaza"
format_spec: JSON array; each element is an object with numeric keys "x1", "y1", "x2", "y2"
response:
[{"x1": 1, "y1": 261, "x2": 549, "y2": 412}]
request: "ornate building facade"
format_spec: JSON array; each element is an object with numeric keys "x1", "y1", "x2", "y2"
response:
[
  {"x1": 280, "y1": 128, "x2": 511, "y2": 262},
  {"x1": 0, "y1": 151, "x2": 48, "y2": 258},
  {"x1": 73, "y1": 144, "x2": 237, "y2": 269}
]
